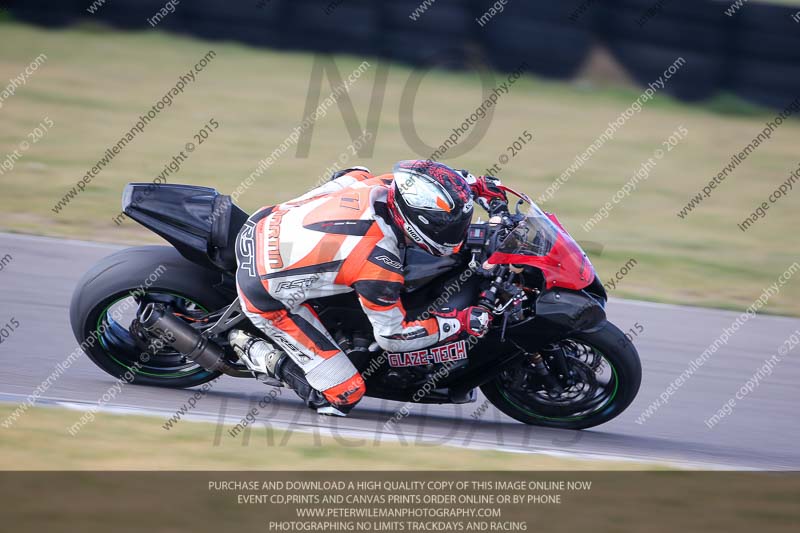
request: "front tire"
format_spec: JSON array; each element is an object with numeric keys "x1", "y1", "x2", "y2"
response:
[
  {"x1": 69, "y1": 246, "x2": 233, "y2": 388},
  {"x1": 481, "y1": 321, "x2": 642, "y2": 430}
]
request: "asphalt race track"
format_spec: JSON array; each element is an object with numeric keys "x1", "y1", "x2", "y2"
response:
[{"x1": 0, "y1": 232, "x2": 798, "y2": 469}]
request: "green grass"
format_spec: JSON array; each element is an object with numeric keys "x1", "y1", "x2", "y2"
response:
[
  {"x1": 0, "y1": 404, "x2": 659, "y2": 470},
  {"x1": 1, "y1": 21, "x2": 799, "y2": 315}
]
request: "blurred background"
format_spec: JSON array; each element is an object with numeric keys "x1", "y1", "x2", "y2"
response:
[
  {"x1": 1, "y1": 0, "x2": 799, "y2": 314},
  {"x1": 9, "y1": 0, "x2": 800, "y2": 107}
]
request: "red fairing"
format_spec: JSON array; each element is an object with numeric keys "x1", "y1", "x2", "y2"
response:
[{"x1": 488, "y1": 212, "x2": 595, "y2": 291}]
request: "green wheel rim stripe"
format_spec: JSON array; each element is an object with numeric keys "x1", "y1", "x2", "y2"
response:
[{"x1": 95, "y1": 292, "x2": 210, "y2": 378}]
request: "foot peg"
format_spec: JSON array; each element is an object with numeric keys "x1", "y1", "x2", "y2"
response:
[{"x1": 228, "y1": 330, "x2": 284, "y2": 386}]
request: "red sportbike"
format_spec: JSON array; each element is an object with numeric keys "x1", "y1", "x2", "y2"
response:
[{"x1": 70, "y1": 182, "x2": 641, "y2": 430}]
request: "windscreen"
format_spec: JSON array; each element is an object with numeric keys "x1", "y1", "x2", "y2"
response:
[{"x1": 497, "y1": 205, "x2": 560, "y2": 257}]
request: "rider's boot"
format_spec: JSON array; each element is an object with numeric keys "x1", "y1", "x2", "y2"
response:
[{"x1": 228, "y1": 330, "x2": 351, "y2": 416}]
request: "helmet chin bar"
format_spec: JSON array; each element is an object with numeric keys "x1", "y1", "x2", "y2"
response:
[{"x1": 406, "y1": 223, "x2": 451, "y2": 256}]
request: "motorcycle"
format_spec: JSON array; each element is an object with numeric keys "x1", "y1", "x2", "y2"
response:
[{"x1": 69, "y1": 181, "x2": 641, "y2": 430}]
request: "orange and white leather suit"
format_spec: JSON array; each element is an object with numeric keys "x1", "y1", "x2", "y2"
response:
[{"x1": 234, "y1": 169, "x2": 463, "y2": 408}]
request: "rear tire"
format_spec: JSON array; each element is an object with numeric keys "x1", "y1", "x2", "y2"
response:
[
  {"x1": 481, "y1": 321, "x2": 642, "y2": 430},
  {"x1": 69, "y1": 246, "x2": 233, "y2": 388}
]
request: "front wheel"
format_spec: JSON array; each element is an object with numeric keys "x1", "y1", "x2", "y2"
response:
[{"x1": 481, "y1": 321, "x2": 642, "y2": 430}]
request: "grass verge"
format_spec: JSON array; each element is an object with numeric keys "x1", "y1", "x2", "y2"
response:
[{"x1": 0, "y1": 404, "x2": 662, "y2": 470}]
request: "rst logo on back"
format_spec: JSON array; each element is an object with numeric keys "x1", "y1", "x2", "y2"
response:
[{"x1": 388, "y1": 339, "x2": 468, "y2": 368}]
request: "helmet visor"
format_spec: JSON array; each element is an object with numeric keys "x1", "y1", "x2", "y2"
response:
[{"x1": 393, "y1": 170, "x2": 455, "y2": 212}]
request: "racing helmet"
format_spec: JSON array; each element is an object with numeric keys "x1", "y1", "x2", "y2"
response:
[{"x1": 387, "y1": 160, "x2": 473, "y2": 256}]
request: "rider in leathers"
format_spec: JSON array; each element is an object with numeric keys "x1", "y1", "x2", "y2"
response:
[{"x1": 231, "y1": 160, "x2": 506, "y2": 416}]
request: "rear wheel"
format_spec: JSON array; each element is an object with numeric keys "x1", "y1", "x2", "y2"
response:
[
  {"x1": 69, "y1": 246, "x2": 233, "y2": 388},
  {"x1": 481, "y1": 321, "x2": 641, "y2": 430}
]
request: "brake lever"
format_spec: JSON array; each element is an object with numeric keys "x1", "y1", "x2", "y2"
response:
[{"x1": 493, "y1": 291, "x2": 527, "y2": 314}]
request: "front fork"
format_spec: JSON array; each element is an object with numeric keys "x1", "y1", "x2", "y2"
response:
[{"x1": 535, "y1": 344, "x2": 574, "y2": 394}]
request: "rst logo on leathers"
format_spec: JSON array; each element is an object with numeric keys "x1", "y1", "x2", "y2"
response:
[
  {"x1": 275, "y1": 277, "x2": 316, "y2": 292},
  {"x1": 374, "y1": 255, "x2": 402, "y2": 270},
  {"x1": 237, "y1": 220, "x2": 257, "y2": 278},
  {"x1": 388, "y1": 340, "x2": 468, "y2": 368}
]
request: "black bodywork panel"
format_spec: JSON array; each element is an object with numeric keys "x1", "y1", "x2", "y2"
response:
[{"x1": 122, "y1": 183, "x2": 247, "y2": 272}]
